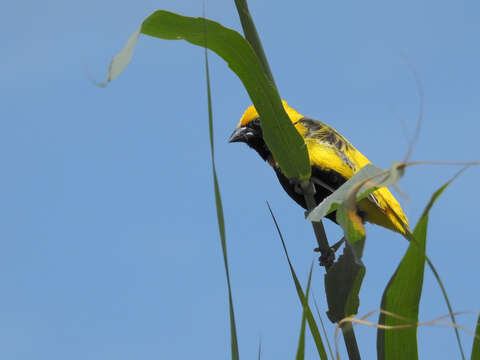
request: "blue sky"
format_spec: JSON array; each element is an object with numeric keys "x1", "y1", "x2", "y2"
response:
[{"x1": 1, "y1": 1, "x2": 479, "y2": 359}]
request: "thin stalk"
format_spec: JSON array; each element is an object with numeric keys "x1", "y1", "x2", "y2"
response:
[
  {"x1": 233, "y1": 0, "x2": 276, "y2": 87},
  {"x1": 341, "y1": 322, "x2": 361, "y2": 360},
  {"x1": 203, "y1": 6, "x2": 240, "y2": 359},
  {"x1": 300, "y1": 181, "x2": 331, "y2": 269},
  {"x1": 233, "y1": 0, "x2": 332, "y2": 267},
  {"x1": 232, "y1": 4, "x2": 358, "y2": 358}
]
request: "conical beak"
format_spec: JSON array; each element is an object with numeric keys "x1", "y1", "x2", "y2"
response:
[{"x1": 228, "y1": 126, "x2": 252, "y2": 143}]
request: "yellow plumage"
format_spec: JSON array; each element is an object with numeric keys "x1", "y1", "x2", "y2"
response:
[{"x1": 235, "y1": 100, "x2": 409, "y2": 234}]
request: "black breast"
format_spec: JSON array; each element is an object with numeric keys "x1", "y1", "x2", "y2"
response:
[{"x1": 274, "y1": 165, "x2": 348, "y2": 223}]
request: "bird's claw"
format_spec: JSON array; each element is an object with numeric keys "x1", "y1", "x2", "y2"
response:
[
  {"x1": 314, "y1": 237, "x2": 346, "y2": 268},
  {"x1": 317, "y1": 248, "x2": 336, "y2": 268}
]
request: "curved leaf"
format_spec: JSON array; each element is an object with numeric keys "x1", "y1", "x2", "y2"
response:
[
  {"x1": 377, "y1": 172, "x2": 465, "y2": 360},
  {"x1": 103, "y1": 10, "x2": 310, "y2": 181}
]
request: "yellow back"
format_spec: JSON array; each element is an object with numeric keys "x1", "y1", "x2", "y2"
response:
[{"x1": 240, "y1": 100, "x2": 409, "y2": 234}]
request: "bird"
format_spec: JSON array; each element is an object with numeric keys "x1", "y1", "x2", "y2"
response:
[{"x1": 228, "y1": 100, "x2": 409, "y2": 235}]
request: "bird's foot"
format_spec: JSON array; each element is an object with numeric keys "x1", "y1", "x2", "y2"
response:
[
  {"x1": 315, "y1": 247, "x2": 335, "y2": 268},
  {"x1": 314, "y1": 237, "x2": 346, "y2": 268}
]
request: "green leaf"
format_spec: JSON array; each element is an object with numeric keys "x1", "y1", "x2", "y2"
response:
[
  {"x1": 324, "y1": 241, "x2": 366, "y2": 323},
  {"x1": 313, "y1": 296, "x2": 335, "y2": 360},
  {"x1": 295, "y1": 263, "x2": 314, "y2": 360},
  {"x1": 267, "y1": 203, "x2": 328, "y2": 360},
  {"x1": 377, "y1": 216, "x2": 426, "y2": 359},
  {"x1": 102, "y1": 10, "x2": 310, "y2": 181},
  {"x1": 233, "y1": 0, "x2": 276, "y2": 87},
  {"x1": 472, "y1": 315, "x2": 480, "y2": 360},
  {"x1": 377, "y1": 171, "x2": 465, "y2": 360},
  {"x1": 204, "y1": 35, "x2": 239, "y2": 360}
]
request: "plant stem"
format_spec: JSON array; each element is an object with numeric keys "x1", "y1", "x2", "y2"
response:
[
  {"x1": 233, "y1": 4, "x2": 359, "y2": 358},
  {"x1": 341, "y1": 322, "x2": 361, "y2": 360},
  {"x1": 233, "y1": 0, "x2": 277, "y2": 87},
  {"x1": 233, "y1": 0, "x2": 332, "y2": 267},
  {"x1": 300, "y1": 180, "x2": 332, "y2": 269}
]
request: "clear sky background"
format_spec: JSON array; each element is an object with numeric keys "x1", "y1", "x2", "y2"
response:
[{"x1": 1, "y1": 1, "x2": 479, "y2": 359}]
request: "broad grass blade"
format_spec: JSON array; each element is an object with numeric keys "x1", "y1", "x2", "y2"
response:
[
  {"x1": 103, "y1": 10, "x2": 310, "y2": 181},
  {"x1": 378, "y1": 170, "x2": 466, "y2": 360}
]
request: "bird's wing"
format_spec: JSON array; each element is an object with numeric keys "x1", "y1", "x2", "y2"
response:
[
  {"x1": 296, "y1": 117, "x2": 367, "y2": 178},
  {"x1": 296, "y1": 118, "x2": 409, "y2": 234}
]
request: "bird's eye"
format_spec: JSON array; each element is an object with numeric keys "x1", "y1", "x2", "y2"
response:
[{"x1": 247, "y1": 117, "x2": 261, "y2": 130}]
